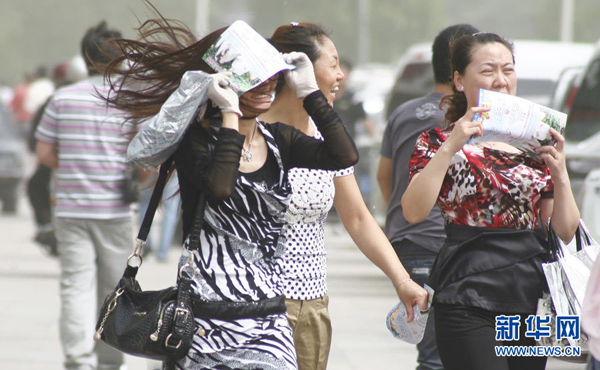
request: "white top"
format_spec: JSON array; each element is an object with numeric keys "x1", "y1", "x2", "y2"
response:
[{"x1": 280, "y1": 119, "x2": 353, "y2": 300}]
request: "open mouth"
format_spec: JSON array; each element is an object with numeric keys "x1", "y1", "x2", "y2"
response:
[
  {"x1": 330, "y1": 86, "x2": 339, "y2": 98},
  {"x1": 250, "y1": 92, "x2": 274, "y2": 102}
]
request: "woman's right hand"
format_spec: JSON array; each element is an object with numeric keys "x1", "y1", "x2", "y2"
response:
[
  {"x1": 208, "y1": 72, "x2": 242, "y2": 116},
  {"x1": 396, "y1": 281, "x2": 429, "y2": 322},
  {"x1": 442, "y1": 106, "x2": 490, "y2": 153}
]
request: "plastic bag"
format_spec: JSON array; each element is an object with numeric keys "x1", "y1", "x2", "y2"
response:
[{"x1": 127, "y1": 70, "x2": 212, "y2": 169}]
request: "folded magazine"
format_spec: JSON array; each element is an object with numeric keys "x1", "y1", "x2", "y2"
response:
[
  {"x1": 471, "y1": 89, "x2": 567, "y2": 158},
  {"x1": 202, "y1": 20, "x2": 294, "y2": 96}
]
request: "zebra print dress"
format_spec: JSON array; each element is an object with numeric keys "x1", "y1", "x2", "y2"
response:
[{"x1": 170, "y1": 91, "x2": 358, "y2": 369}]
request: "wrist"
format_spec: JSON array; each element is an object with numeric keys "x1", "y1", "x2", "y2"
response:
[{"x1": 394, "y1": 278, "x2": 413, "y2": 291}]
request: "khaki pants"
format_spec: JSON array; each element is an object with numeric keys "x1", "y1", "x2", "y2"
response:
[
  {"x1": 56, "y1": 217, "x2": 132, "y2": 370},
  {"x1": 285, "y1": 295, "x2": 332, "y2": 370}
]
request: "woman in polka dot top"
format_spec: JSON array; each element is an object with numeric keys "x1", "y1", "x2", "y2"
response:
[{"x1": 261, "y1": 23, "x2": 429, "y2": 370}]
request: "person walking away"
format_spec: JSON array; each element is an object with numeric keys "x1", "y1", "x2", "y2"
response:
[
  {"x1": 35, "y1": 21, "x2": 136, "y2": 370},
  {"x1": 402, "y1": 32, "x2": 580, "y2": 370},
  {"x1": 377, "y1": 24, "x2": 479, "y2": 370},
  {"x1": 262, "y1": 22, "x2": 428, "y2": 370}
]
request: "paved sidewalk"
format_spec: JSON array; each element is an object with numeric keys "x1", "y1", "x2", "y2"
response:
[{"x1": 0, "y1": 196, "x2": 586, "y2": 369}]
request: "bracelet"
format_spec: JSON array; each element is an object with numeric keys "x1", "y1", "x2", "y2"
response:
[{"x1": 394, "y1": 278, "x2": 413, "y2": 291}]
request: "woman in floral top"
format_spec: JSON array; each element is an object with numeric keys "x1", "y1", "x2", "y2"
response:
[{"x1": 402, "y1": 33, "x2": 580, "y2": 370}]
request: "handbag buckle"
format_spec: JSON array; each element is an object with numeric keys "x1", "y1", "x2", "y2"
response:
[
  {"x1": 175, "y1": 306, "x2": 190, "y2": 321},
  {"x1": 165, "y1": 333, "x2": 183, "y2": 349}
]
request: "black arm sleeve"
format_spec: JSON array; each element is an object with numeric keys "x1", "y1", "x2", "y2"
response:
[
  {"x1": 280, "y1": 90, "x2": 359, "y2": 170},
  {"x1": 175, "y1": 124, "x2": 244, "y2": 199}
]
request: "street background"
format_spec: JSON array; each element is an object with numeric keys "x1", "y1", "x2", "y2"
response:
[{"x1": 0, "y1": 154, "x2": 588, "y2": 370}]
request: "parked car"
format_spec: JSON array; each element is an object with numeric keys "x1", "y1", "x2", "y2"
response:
[
  {"x1": 0, "y1": 103, "x2": 26, "y2": 213},
  {"x1": 384, "y1": 40, "x2": 595, "y2": 119},
  {"x1": 564, "y1": 40, "x2": 600, "y2": 208},
  {"x1": 385, "y1": 43, "x2": 432, "y2": 119},
  {"x1": 549, "y1": 66, "x2": 584, "y2": 114}
]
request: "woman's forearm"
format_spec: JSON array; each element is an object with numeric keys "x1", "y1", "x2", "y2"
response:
[{"x1": 549, "y1": 177, "x2": 580, "y2": 242}]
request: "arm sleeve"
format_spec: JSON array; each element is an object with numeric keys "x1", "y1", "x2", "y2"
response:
[
  {"x1": 408, "y1": 128, "x2": 443, "y2": 182},
  {"x1": 380, "y1": 120, "x2": 393, "y2": 158},
  {"x1": 175, "y1": 124, "x2": 245, "y2": 199},
  {"x1": 540, "y1": 166, "x2": 554, "y2": 198},
  {"x1": 281, "y1": 90, "x2": 359, "y2": 170}
]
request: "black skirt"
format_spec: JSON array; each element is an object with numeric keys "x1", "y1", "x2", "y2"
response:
[{"x1": 428, "y1": 224, "x2": 550, "y2": 313}]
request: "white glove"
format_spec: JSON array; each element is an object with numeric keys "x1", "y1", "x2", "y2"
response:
[
  {"x1": 207, "y1": 72, "x2": 241, "y2": 116},
  {"x1": 282, "y1": 52, "x2": 319, "y2": 99}
]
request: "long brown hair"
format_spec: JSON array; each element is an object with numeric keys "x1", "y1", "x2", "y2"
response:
[
  {"x1": 441, "y1": 32, "x2": 514, "y2": 126},
  {"x1": 102, "y1": 1, "x2": 225, "y2": 123}
]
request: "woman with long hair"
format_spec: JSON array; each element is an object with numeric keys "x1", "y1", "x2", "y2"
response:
[{"x1": 102, "y1": 12, "x2": 358, "y2": 370}]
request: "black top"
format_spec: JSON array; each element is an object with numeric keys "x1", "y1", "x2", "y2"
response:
[
  {"x1": 174, "y1": 90, "x2": 358, "y2": 239},
  {"x1": 429, "y1": 224, "x2": 549, "y2": 313}
]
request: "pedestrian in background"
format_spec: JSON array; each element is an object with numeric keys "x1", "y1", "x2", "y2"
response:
[
  {"x1": 334, "y1": 58, "x2": 375, "y2": 139},
  {"x1": 35, "y1": 21, "x2": 136, "y2": 370},
  {"x1": 27, "y1": 58, "x2": 88, "y2": 257},
  {"x1": 377, "y1": 23, "x2": 479, "y2": 370},
  {"x1": 262, "y1": 22, "x2": 428, "y2": 370},
  {"x1": 402, "y1": 32, "x2": 580, "y2": 370}
]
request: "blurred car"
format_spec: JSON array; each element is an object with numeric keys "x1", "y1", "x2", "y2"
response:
[
  {"x1": 384, "y1": 40, "x2": 595, "y2": 119},
  {"x1": 549, "y1": 66, "x2": 584, "y2": 114},
  {"x1": 384, "y1": 43, "x2": 432, "y2": 120},
  {"x1": 0, "y1": 103, "x2": 26, "y2": 213},
  {"x1": 564, "y1": 40, "x2": 600, "y2": 207},
  {"x1": 512, "y1": 40, "x2": 594, "y2": 107}
]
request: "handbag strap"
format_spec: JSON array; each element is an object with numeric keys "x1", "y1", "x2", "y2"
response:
[{"x1": 137, "y1": 156, "x2": 174, "y2": 243}]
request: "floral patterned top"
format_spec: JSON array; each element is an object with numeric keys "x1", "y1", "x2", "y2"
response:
[{"x1": 408, "y1": 127, "x2": 554, "y2": 229}]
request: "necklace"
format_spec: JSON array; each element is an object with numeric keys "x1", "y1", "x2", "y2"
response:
[{"x1": 242, "y1": 119, "x2": 258, "y2": 162}]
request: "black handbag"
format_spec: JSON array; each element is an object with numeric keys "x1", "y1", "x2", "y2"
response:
[{"x1": 94, "y1": 157, "x2": 204, "y2": 361}]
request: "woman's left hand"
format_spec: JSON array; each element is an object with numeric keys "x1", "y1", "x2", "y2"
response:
[
  {"x1": 281, "y1": 52, "x2": 319, "y2": 99},
  {"x1": 396, "y1": 280, "x2": 429, "y2": 322},
  {"x1": 536, "y1": 128, "x2": 569, "y2": 181}
]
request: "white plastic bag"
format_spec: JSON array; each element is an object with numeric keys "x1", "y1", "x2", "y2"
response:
[{"x1": 542, "y1": 219, "x2": 599, "y2": 348}]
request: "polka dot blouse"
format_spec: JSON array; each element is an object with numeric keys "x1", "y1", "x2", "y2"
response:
[{"x1": 280, "y1": 119, "x2": 353, "y2": 300}]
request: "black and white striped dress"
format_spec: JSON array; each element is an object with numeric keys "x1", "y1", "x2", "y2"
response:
[{"x1": 171, "y1": 91, "x2": 357, "y2": 369}]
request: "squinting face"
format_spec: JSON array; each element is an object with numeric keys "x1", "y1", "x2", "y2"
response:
[
  {"x1": 239, "y1": 74, "x2": 279, "y2": 118},
  {"x1": 313, "y1": 37, "x2": 344, "y2": 105},
  {"x1": 455, "y1": 42, "x2": 517, "y2": 109}
]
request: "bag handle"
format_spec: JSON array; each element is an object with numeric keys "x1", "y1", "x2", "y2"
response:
[{"x1": 547, "y1": 219, "x2": 595, "y2": 261}]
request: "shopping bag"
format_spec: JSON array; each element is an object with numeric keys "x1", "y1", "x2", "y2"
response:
[{"x1": 541, "y1": 220, "x2": 600, "y2": 350}]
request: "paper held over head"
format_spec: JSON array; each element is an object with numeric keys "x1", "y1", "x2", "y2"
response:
[
  {"x1": 470, "y1": 89, "x2": 567, "y2": 158},
  {"x1": 202, "y1": 20, "x2": 294, "y2": 96}
]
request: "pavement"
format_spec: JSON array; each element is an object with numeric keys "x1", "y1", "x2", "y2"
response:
[{"x1": 0, "y1": 191, "x2": 588, "y2": 369}]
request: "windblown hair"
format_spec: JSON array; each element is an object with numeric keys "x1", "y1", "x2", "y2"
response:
[
  {"x1": 441, "y1": 32, "x2": 514, "y2": 125},
  {"x1": 268, "y1": 22, "x2": 331, "y2": 93},
  {"x1": 81, "y1": 21, "x2": 122, "y2": 75},
  {"x1": 102, "y1": 2, "x2": 225, "y2": 123}
]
